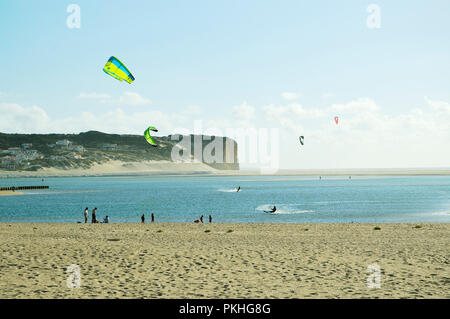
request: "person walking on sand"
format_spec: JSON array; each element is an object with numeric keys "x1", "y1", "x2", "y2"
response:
[
  {"x1": 209, "y1": 215, "x2": 212, "y2": 223},
  {"x1": 141, "y1": 214, "x2": 145, "y2": 224},
  {"x1": 91, "y1": 208, "x2": 97, "y2": 223},
  {"x1": 84, "y1": 207, "x2": 89, "y2": 223},
  {"x1": 151, "y1": 213, "x2": 154, "y2": 223},
  {"x1": 200, "y1": 215, "x2": 204, "y2": 223}
]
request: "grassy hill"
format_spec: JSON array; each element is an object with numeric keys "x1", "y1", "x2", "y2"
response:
[{"x1": 0, "y1": 131, "x2": 239, "y2": 171}]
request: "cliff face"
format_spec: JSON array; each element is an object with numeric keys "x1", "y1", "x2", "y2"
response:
[
  {"x1": 0, "y1": 131, "x2": 239, "y2": 171},
  {"x1": 168, "y1": 134, "x2": 239, "y2": 170}
]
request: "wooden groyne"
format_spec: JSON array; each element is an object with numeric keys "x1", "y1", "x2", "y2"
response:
[{"x1": 0, "y1": 186, "x2": 49, "y2": 191}]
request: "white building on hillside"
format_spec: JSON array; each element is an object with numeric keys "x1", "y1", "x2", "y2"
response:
[
  {"x1": 102, "y1": 144, "x2": 117, "y2": 151},
  {"x1": 56, "y1": 139, "x2": 72, "y2": 147},
  {"x1": 6, "y1": 147, "x2": 21, "y2": 155},
  {"x1": 68, "y1": 145, "x2": 85, "y2": 152}
]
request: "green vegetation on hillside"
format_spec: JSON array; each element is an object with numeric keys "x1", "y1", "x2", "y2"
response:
[{"x1": 0, "y1": 131, "x2": 239, "y2": 171}]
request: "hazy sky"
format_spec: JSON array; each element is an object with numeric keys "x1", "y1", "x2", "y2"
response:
[{"x1": 0, "y1": 0, "x2": 449, "y2": 169}]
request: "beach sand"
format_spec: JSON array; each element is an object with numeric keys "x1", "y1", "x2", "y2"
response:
[
  {"x1": 0, "y1": 223, "x2": 448, "y2": 299},
  {"x1": 1, "y1": 161, "x2": 450, "y2": 178},
  {"x1": 0, "y1": 191, "x2": 23, "y2": 196},
  {"x1": 0, "y1": 160, "x2": 218, "y2": 178}
]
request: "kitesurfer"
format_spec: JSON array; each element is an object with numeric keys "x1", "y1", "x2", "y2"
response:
[
  {"x1": 237, "y1": 186, "x2": 241, "y2": 192},
  {"x1": 264, "y1": 206, "x2": 277, "y2": 213}
]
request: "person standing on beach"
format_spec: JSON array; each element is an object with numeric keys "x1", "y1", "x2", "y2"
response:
[
  {"x1": 151, "y1": 213, "x2": 154, "y2": 223},
  {"x1": 92, "y1": 208, "x2": 97, "y2": 223},
  {"x1": 84, "y1": 207, "x2": 89, "y2": 223},
  {"x1": 209, "y1": 215, "x2": 212, "y2": 223},
  {"x1": 141, "y1": 214, "x2": 145, "y2": 223},
  {"x1": 200, "y1": 215, "x2": 204, "y2": 223}
]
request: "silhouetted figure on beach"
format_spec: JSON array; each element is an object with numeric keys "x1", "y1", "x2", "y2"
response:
[
  {"x1": 200, "y1": 215, "x2": 204, "y2": 223},
  {"x1": 141, "y1": 214, "x2": 145, "y2": 224},
  {"x1": 151, "y1": 213, "x2": 154, "y2": 223},
  {"x1": 84, "y1": 207, "x2": 89, "y2": 223},
  {"x1": 209, "y1": 215, "x2": 212, "y2": 223},
  {"x1": 103, "y1": 216, "x2": 109, "y2": 223},
  {"x1": 92, "y1": 208, "x2": 97, "y2": 223}
]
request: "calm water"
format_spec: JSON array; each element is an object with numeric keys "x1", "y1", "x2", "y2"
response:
[{"x1": 0, "y1": 175, "x2": 449, "y2": 223}]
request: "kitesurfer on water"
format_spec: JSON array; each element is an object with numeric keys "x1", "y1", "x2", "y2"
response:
[
  {"x1": 237, "y1": 186, "x2": 241, "y2": 192},
  {"x1": 264, "y1": 206, "x2": 277, "y2": 213}
]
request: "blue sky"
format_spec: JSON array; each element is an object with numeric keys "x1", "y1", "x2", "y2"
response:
[{"x1": 0, "y1": 0, "x2": 449, "y2": 169}]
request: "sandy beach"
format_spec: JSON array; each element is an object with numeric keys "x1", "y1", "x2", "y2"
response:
[
  {"x1": 0, "y1": 191, "x2": 23, "y2": 196},
  {"x1": 0, "y1": 160, "x2": 219, "y2": 178},
  {"x1": 0, "y1": 223, "x2": 448, "y2": 299}
]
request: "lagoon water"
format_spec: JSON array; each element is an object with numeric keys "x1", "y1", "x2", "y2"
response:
[{"x1": 0, "y1": 175, "x2": 449, "y2": 223}]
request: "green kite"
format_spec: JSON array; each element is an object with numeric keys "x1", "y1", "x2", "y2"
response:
[{"x1": 144, "y1": 126, "x2": 158, "y2": 147}]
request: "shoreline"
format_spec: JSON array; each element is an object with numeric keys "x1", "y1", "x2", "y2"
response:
[
  {"x1": 1, "y1": 168, "x2": 450, "y2": 178},
  {"x1": 0, "y1": 223, "x2": 448, "y2": 298},
  {"x1": 0, "y1": 221, "x2": 449, "y2": 224},
  {"x1": 0, "y1": 191, "x2": 23, "y2": 196}
]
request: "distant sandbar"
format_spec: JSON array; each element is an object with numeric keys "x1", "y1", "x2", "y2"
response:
[
  {"x1": 0, "y1": 191, "x2": 23, "y2": 196},
  {"x1": 0, "y1": 160, "x2": 449, "y2": 178}
]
